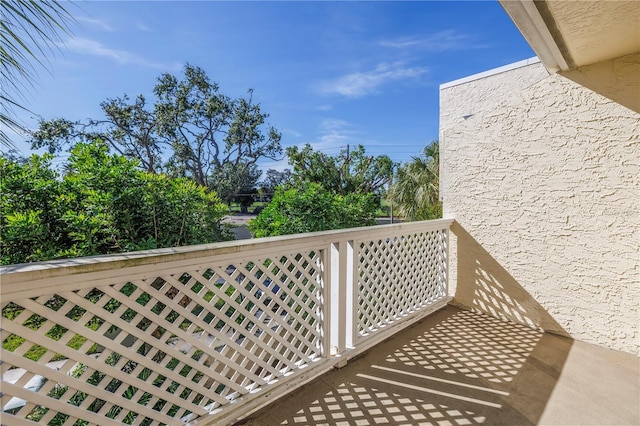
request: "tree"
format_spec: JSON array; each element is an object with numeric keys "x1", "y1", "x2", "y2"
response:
[
  {"x1": 30, "y1": 95, "x2": 164, "y2": 174},
  {"x1": 259, "y1": 168, "x2": 292, "y2": 194},
  {"x1": 390, "y1": 140, "x2": 442, "y2": 221},
  {"x1": 210, "y1": 162, "x2": 261, "y2": 204},
  {"x1": 1, "y1": 0, "x2": 74, "y2": 148},
  {"x1": 249, "y1": 183, "x2": 378, "y2": 238},
  {"x1": 250, "y1": 144, "x2": 390, "y2": 237},
  {"x1": 209, "y1": 161, "x2": 262, "y2": 212},
  {"x1": 1, "y1": 141, "x2": 232, "y2": 265},
  {"x1": 286, "y1": 144, "x2": 394, "y2": 195},
  {"x1": 29, "y1": 64, "x2": 282, "y2": 192},
  {"x1": 154, "y1": 66, "x2": 282, "y2": 187}
]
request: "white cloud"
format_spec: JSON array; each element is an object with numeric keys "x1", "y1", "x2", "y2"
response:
[
  {"x1": 315, "y1": 104, "x2": 332, "y2": 111},
  {"x1": 282, "y1": 128, "x2": 302, "y2": 138},
  {"x1": 379, "y1": 30, "x2": 489, "y2": 52},
  {"x1": 318, "y1": 62, "x2": 428, "y2": 98},
  {"x1": 319, "y1": 118, "x2": 350, "y2": 133},
  {"x1": 136, "y1": 20, "x2": 152, "y2": 32},
  {"x1": 64, "y1": 37, "x2": 180, "y2": 71},
  {"x1": 313, "y1": 132, "x2": 350, "y2": 151},
  {"x1": 65, "y1": 37, "x2": 127, "y2": 62},
  {"x1": 76, "y1": 16, "x2": 114, "y2": 32},
  {"x1": 304, "y1": 118, "x2": 361, "y2": 152}
]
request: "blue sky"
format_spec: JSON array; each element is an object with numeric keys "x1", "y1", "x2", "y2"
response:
[{"x1": 12, "y1": 0, "x2": 534, "y2": 172}]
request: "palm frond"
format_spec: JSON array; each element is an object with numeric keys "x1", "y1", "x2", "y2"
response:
[
  {"x1": 0, "y1": 0, "x2": 75, "y2": 149},
  {"x1": 390, "y1": 140, "x2": 440, "y2": 221}
]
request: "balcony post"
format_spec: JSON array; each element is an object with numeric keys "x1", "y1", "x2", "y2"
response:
[
  {"x1": 328, "y1": 241, "x2": 344, "y2": 355},
  {"x1": 443, "y1": 227, "x2": 450, "y2": 297},
  {"x1": 321, "y1": 245, "x2": 331, "y2": 358},
  {"x1": 345, "y1": 239, "x2": 357, "y2": 349},
  {"x1": 327, "y1": 239, "x2": 356, "y2": 356}
]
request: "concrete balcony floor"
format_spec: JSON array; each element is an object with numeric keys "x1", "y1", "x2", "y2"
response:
[{"x1": 239, "y1": 306, "x2": 639, "y2": 426}]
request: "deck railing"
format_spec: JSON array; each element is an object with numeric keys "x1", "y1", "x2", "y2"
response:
[{"x1": 1, "y1": 218, "x2": 452, "y2": 426}]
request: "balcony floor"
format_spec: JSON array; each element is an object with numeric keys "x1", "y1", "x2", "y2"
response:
[{"x1": 239, "y1": 306, "x2": 639, "y2": 425}]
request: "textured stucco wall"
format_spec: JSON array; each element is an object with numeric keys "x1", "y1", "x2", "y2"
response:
[
  {"x1": 440, "y1": 61, "x2": 640, "y2": 355},
  {"x1": 562, "y1": 53, "x2": 640, "y2": 114}
]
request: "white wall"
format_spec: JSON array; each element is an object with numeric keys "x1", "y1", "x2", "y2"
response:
[{"x1": 440, "y1": 59, "x2": 639, "y2": 355}]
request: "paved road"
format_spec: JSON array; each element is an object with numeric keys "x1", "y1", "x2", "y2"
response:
[
  {"x1": 230, "y1": 225, "x2": 252, "y2": 240},
  {"x1": 223, "y1": 214, "x2": 254, "y2": 240}
]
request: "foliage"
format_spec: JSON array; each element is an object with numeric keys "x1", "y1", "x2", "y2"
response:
[
  {"x1": 1, "y1": 153, "x2": 62, "y2": 263},
  {"x1": 259, "y1": 168, "x2": 292, "y2": 194},
  {"x1": 1, "y1": 0, "x2": 74, "y2": 149},
  {"x1": 390, "y1": 140, "x2": 442, "y2": 221},
  {"x1": 249, "y1": 183, "x2": 378, "y2": 238},
  {"x1": 250, "y1": 145, "x2": 389, "y2": 237},
  {"x1": 1, "y1": 141, "x2": 231, "y2": 265},
  {"x1": 29, "y1": 64, "x2": 281, "y2": 197},
  {"x1": 286, "y1": 144, "x2": 394, "y2": 195},
  {"x1": 211, "y1": 162, "x2": 261, "y2": 204}
]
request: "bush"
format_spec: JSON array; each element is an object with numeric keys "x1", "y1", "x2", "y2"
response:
[
  {"x1": 1, "y1": 141, "x2": 231, "y2": 265},
  {"x1": 248, "y1": 183, "x2": 377, "y2": 238}
]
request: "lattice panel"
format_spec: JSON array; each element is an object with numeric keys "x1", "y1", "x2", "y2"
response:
[
  {"x1": 1, "y1": 251, "x2": 325, "y2": 425},
  {"x1": 357, "y1": 229, "x2": 447, "y2": 338}
]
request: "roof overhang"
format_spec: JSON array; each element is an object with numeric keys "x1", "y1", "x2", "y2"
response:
[{"x1": 500, "y1": 0, "x2": 640, "y2": 72}]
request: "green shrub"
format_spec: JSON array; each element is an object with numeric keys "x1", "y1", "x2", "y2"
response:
[
  {"x1": 248, "y1": 183, "x2": 377, "y2": 238},
  {"x1": 1, "y1": 141, "x2": 231, "y2": 265}
]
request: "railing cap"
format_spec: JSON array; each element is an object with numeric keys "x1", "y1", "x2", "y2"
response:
[{"x1": 0, "y1": 218, "x2": 453, "y2": 294}]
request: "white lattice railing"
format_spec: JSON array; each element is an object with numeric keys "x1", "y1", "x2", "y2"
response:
[{"x1": 1, "y1": 219, "x2": 452, "y2": 426}]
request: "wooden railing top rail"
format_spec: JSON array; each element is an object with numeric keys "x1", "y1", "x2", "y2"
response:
[{"x1": 1, "y1": 219, "x2": 453, "y2": 299}]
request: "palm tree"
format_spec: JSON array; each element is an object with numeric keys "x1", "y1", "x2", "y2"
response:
[
  {"x1": 1, "y1": 0, "x2": 74, "y2": 148},
  {"x1": 391, "y1": 140, "x2": 442, "y2": 221}
]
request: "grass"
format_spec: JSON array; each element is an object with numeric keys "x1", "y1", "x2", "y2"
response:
[{"x1": 227, "y1": 201, "x2": 269, "y2": 214}]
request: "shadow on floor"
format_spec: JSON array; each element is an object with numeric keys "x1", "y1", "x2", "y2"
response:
[{"x1": 239, "y1": 306, "x2": 578, "y2": 425}]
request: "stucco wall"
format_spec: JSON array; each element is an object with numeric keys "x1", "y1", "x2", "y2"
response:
[
  {"x1": 440, "y1": 61, "x2": 640, "y2": 355},
  {"x1": 562, "y1": 53, "x2": 640, "y2": 114}
]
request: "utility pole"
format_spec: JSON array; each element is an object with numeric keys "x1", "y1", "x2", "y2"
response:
[{"x1": 389, "y1": 168, "x2": 394, "y2": 224}]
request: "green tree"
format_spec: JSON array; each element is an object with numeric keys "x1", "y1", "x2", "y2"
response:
[
  {"x1": 1, "y1": 0, "x2": 74, "y2": 148},
  {"x1": 250, "y1": 144, "x2": 390, "y2": 237},
  {"x1": 0, "y1": 153, "x2": 65, "y2": 263},
  {"x1": 29, "y1": 64, "x2": 282, "y2": 195},
  {"x1": 249, "y1": 183, "x2": 378, "y2": 238},
  {"x1": 1, "y1": 141, "x2": 231, "y2": 265},
  {"x1": 259, "y1": 168, "x2": 292, "y2": 195},
  {"x1": 390, "y1": 140, "x2": 442, "y2": 221},
  {"x1": 286, "y1": 144, "x2": 394, "y2": 195},
  {"x1": 211, "y1": 162, "x2": 261, "y2": 205}
]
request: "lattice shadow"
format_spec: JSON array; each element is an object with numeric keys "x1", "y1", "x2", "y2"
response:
[
  {"x1": 279, "y1": 381, "x2": 486, "y2": 426},
  {"x1": 239, "y1": 306, "x2": 572, "y2": 426},
  {"x1": 386, "y1": 309, "x2": 540, "y2": 383},
  {"x1": 451, "y1": 222, "x2": 567, "y2": 336}
]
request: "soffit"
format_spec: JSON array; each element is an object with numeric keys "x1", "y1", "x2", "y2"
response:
[{"x1": 500, "y1": 0, "x2": 640, "y2": 72}]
